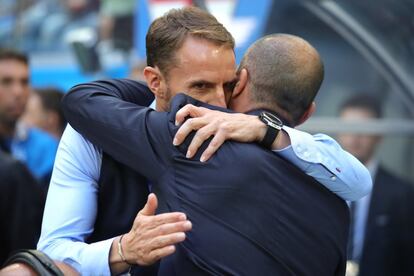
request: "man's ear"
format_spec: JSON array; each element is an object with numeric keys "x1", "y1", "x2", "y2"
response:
[
  {"x1": 297, "y1": 101, "x2": 316, "y2": 126},
  {"x1": 232, "y1": 68, "x2": 248, "y2": 99},
  {"x1": 143, "y1": 66, "x2": 164, "y2": 97}
]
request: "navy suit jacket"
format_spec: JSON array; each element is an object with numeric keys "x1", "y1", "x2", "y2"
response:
[
  {"x1": 358, "y1": 166, "x2": 414, "y2": 276},
  {"x1": 63, "y1": 79, "x2": 349, "y2": 275}
]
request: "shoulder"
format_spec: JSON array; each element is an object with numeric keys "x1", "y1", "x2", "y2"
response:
[
  {"x1": 375, "y1": 166, "x2": 414, "y2": 197},
  {"x1": 57, "y1": 124, "x2": 102, "y2": 179},
  {"x1": 28, "y1": 128, "x2": 58, "y2": 146},
  {"x1": 59, "y1": 124, "x2": 102, "y2": 162},
  {"x1": 102, "y1": 78, "x2": 152, "y2": 93},
  {"x1": 0, "y1": 152, "x2": 34, "y2": 189},
  {"x1": 376, "y1": 166, "x2": 412, "y2": 187},
  {"x1": 98, "y1": 78, "x2": 154, "y2": 102},
  {"x1": 0, "y1": 152, "x2": 20, "y2": 175}
]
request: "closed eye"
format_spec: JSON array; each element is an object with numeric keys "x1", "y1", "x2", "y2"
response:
[{"x1": 191, "y1": 81, "x2": 214, "y2": 91}]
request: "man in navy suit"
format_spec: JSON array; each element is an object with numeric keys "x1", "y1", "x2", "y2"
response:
[
  {"x1": 339, "y1": 94, "x2": 414, "y2": 276},
  {"x1": 63, "y1": 34, "x2": 350, "y2": 275}
]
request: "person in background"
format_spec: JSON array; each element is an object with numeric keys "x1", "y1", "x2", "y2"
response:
[
  {"x1": 98, "y1": 0, "x2": 136, "y2": 52},
  {"x1": 0, "y1": 149, "x2": 44, "y2": 265},
  {"x1": 338, "y1": 94, "x2": 414, "y2": 276},
  {"x1": 22, "y1": 87, "x2": 66, "y2": 140},
  {"x1": 128, "y1": 60, "x2": 146, "y2": 82},
  {"x1": 0, "y1": 49, "x2": 58, "y2": 187}
]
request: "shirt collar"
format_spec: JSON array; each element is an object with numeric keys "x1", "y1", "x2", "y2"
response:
[
  {"x1": 15, "y1": 122, "x2": 29, "y2": 142},
  {"x1": 246, "y1": 108, "x2": 292, "y2": 127},
  {"x1": 365, "y1": 159, "x2": 379, "y2": 183}
]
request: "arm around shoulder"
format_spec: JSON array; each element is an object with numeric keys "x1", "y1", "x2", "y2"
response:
[{"x1": 275, "y1": 127, "x2": 372, "y2": 201}]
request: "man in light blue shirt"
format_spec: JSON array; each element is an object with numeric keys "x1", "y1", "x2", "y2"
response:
[{"x1": 38, "y1": 8, "x2": 371, "y2": 275}]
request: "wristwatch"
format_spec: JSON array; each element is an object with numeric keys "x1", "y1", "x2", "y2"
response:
[{"x1": 258, "y1": 111, "x2": 283, "y2": 149}]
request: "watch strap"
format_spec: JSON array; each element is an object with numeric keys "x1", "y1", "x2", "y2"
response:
[{"x1": 260, "y1": 125, "x2": 279, "y2": 149}]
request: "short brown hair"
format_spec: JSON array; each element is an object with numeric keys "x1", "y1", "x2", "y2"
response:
[
  {"x1": 0, "y1": 48, "x2": 29, "y2": 65},
  {"x1": 340, "y1": 93, "x2": 382, "y2": 118},
  {"x1": 239, "y1": 34, "x2": 324, "y2": 125},
  {"x1": 146, "y1": 6, "x2": 235, "y2": 76}
]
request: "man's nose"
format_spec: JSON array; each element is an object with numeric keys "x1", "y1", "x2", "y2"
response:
[
  {"x1": 212, "y1": 87, "x2": 226, "y2": 108},
  {"x1": 11, "y1": 81, "x2": 26, "y2": 98}
]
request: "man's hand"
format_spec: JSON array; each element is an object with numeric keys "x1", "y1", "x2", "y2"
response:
[
  {"x1": 110, "y1": 193, "x2": 191, "y2": 273},
  {"x1": 173, "y1": 104, "x2": 267, "y2": 162}
]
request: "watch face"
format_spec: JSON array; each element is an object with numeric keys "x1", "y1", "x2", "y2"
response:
[{"x1": 261, "y1": 112, "x2": 283, "y2": 130}]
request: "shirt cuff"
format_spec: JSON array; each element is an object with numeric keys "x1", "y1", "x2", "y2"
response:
[{"x1": 79, "y1": 237, "x2": 114, "y2": 276}]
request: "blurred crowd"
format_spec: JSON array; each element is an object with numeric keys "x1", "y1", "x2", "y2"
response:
[{"x1": 0, "y1": 0, "x2": 136, "y2": 72}]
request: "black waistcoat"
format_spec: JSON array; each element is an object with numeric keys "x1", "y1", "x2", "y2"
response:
[
  {"x1": 86, "y1": 153, "x2": 159, "y2": 275},
  {"x1": 86, "y1": 153, "x2": 150, "y2": 243}
]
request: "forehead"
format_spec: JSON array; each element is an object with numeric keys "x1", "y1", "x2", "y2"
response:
[
  {"x1": 169, "y1": 36, "x2": 236, "y2": 81},
  {"x1": 0, "y1": 59, "x2": 29, "y2": 75},
  {"x1": 341, "y1": 107, "x2": 376, "y2": 120}
]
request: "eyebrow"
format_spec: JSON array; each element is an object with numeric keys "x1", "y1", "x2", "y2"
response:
[
  {"x1": 188, "y1": 77, "x2": 238, "y2": 86},
  {"x1": 224, "y1": 77, "x2": 238, "y2": 86},
  {"x1": 188, "y1": 80, "x2": 215, "y2": 87}
]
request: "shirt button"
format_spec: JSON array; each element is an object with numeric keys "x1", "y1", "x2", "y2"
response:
[{"x1": 331, "y1": 176, "x2": 337, "y2": 181}]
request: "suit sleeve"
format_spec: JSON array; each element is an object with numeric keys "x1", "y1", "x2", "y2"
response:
[{"x1": 62, "y1": 78, "x2": 171, "y2": 182}]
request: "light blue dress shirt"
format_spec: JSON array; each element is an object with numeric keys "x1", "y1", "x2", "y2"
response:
[
  {"x1": 347, "y1": 160, "x2": 378, "y2": 262},
  {"x1": 38, "y1": 124, "x2": 372, "y2": 275}
]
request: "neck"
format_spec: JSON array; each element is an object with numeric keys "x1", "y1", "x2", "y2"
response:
[
  {"x1": 229, "y1": 91, "x2": 254, "y2": 114},
  {"x1": 155, "y1": 100, "x2": 168, "y2": 112},
  {"x1": 247, "y1": 104, "x2": 293, "y2": 127},
  {"x1": 48, "y1": 128, "x2": 62, "y2": 140},
  {"x1": 231, "y1": 88, "x2": 294, "y2": 126}
]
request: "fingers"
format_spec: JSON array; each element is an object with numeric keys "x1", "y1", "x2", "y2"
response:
[
  {"x1": 134, "y1": 211, "x2": 188, "y2": 231},
  {"x1": 173, "y1": 117, "x2": 208, "y2": 146},
  {"x1": 138, "y1": 193, "x2": 158, "y2": 216},
  {"x1": 175, "y1": 104, "x2": 207, "y2": 125},
  {"x1": 149, "y1": 231, "x2": 187, "y2": 250},
  {"x1": 200, "y1": 131, "x2": 227, "y2": 162},
  {"x1": 140, "y1": 231, "x2": 187, "y2": 265},
  {"x1": 185, "y1": 124, "x2": 217, "y2": 159},
  {"x1": 175, "y1": 104, "x2": 194, "y2": 126},
  {"x1": 147, "y1": 245, "x2": 176, "y2": 263},
  {"x1": 147, "y1": 212, "x2": 188, "y2": 229},
  {"x1": 143, "y1": 220, "x2": 192, "y2": 240},
  {"x1": 126, "y1": 214, "x2": 192, "y2": 266}
]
